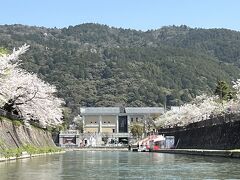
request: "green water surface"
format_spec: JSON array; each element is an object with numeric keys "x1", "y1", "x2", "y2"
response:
[{"x1": 1, "y1": 151, "x2": 240, "y2": 179}]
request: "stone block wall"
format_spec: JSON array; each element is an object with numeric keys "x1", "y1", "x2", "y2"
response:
[
  {"x1": 0, "y1": 119, "x2": 55, "y2": 149},
  {"x1": 159, "y1": 114, "x2": 240, "y2": 150}
]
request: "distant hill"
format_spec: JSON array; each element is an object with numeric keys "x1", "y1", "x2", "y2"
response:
[{"x1": 1, "y1": 23, "x2": 240, "y2": 115}]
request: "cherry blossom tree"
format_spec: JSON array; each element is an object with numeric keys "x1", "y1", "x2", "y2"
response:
[
  {"x1": 156, "y1": 94, "x2": 225, "y2": 128},
  {"x1": 0, "y1": 45, "x2": 64, "y2": 127},
  {"x1": 155, "y1": 84, "x2": 240, "y2": 129},
  {"x1": 229, "y1": 79, "x2": 240, "y2": 112}
]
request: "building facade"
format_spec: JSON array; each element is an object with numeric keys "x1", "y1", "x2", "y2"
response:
[
  {"x1": 80, "y1": 107, "x2": 164, "y2": 146},
  {"x1": 59, "y1": 130, "x2": 80, "y2": 148}
]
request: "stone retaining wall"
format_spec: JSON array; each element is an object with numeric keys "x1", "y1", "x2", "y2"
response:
[
  {"x1": 159, "y1": 114, "x2": 240, "y2": 150},
  {"x1": 0, "y1": 118, "x2": 55, "y2": 151}
]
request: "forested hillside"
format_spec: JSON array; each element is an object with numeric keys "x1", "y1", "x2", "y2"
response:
[{"x1": 1, "y1": 23, "x2": 240, "y2": 115}]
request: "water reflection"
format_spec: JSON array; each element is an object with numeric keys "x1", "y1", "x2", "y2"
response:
[
  {"x1": 0, "y1": 151, "x2": 240, "y2": 179},
  {"x1": 0, "y1": 155, "x2": 63, "y2": 180}
]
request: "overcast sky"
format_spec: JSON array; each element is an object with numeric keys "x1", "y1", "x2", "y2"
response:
[{"x1": 0, "y1": 0, "x2": 239, "y2": 31}]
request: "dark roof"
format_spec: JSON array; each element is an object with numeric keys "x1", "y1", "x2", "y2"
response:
[
  {"x1": 80, "y1": 107, "x2": 164, "y2": 115},
  {"x1": 125, "y1": 107, "x2": 164, "y2": 114},
  {"x1": 80, "y1": 107, "x2": 120, "y2": 115}
]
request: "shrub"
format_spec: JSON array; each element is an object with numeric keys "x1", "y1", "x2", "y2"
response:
[{"x1": 12, "y1": 120, "x2": 23, "y2": 127}]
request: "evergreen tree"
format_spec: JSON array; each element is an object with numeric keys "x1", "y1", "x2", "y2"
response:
[{"x1": 214, "y1": 80, "x2": 233, "y2": 101}]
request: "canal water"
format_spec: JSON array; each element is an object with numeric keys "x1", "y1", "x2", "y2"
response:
[{"x1": 1, "y1": 151, "x2": 240, "y2": 179}]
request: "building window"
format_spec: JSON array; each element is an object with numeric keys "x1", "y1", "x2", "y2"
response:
[
  {"x1": 118, "y1": 116, "x2": 128, "y2": 133},
  {"x1": 136, "y1": 117, "x2": 138, "y2": 122},
  {"x1": 104, "y1": 122, "x2": 106, "y2": 124},
  {"x1": 112, "y1": 129, "x2": 115, "y2": 133},
  {"x1": 108, "y1": 121, "x2": 110, "y2": 124},
  {"x1": 131, "y1": 118, "x2": 133, "y2": 122},
  {"x1": 95, "y1": 122, "x2": 97, "y2": 124},
  {"x1": 90, "y1": 122, "x2": 93, "y2": 124}
]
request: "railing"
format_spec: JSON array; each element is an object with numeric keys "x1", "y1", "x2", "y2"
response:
[
  {"x1": 101, "y1": 124, "x2": 116, "y2": 127},
  {"x1": 85, "y1": 124, "x2": 99, "y2": 127},
  {"x1": 100, "y1": 133, "x2": 129, "y2": 138},
  {"x1": 85, "y1": 124, "x2": 116, "y2": 127},
  {"x1": 159, "y1": 113, "x2": 240, "y2": 133},
  {"x1": 0, "y1": 109, "x2": 7, "y2": 116},
  {"x1": 60, "y1": 144, "x2": 79, "y2": 148},
  {"x1": 78, "y1": 132, "x2": 130, "y2": 138},
  {"x1": 0, "y1": 108, "x2": 23, "y2": 120},
  {"x1": 60, "y1": 130, "x2": 79, "y2": 135}
]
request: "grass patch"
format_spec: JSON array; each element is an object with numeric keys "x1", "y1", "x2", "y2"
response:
[
  {"x1": 12, "y1": 120, "x2": 23, "y2": 127},
  {"x1": 0, "y1": 144, "x2": 62, "y2": 158},
  {"x1": 0, "y1": 116, "x2": 11, "y2": 122},
  {"x1": 0, "y1": 138, "x2": 6, "y2": 149},
  {"x1": 0, "y1": 148, "x2": 23, "y2": 158},
  {"x1": 0, "y1": 118, "x2": 63, "y2": 158}
]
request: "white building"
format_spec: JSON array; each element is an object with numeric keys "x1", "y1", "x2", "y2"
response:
[
  {"x1": 59, "y1": 130, "x2": 80, "y2": 148},
  {"x1": 80, "y1": 107, "x2": 164, "y2": 146}
]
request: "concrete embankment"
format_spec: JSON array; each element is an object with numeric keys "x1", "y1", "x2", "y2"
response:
[
  {"x1": 151, "y1": 149, "x2": 240, "y2": 158},
  {"x1": 0, "y1": 151, "x2": 65, "y2": 162},
  {"x1": 66, "y1": 147, "x2": 128, "y2": 151}
]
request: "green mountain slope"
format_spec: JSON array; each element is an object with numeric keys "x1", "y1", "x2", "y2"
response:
[{"x1": 1, "y1": 23, "x2": 240, "y2": 114}]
